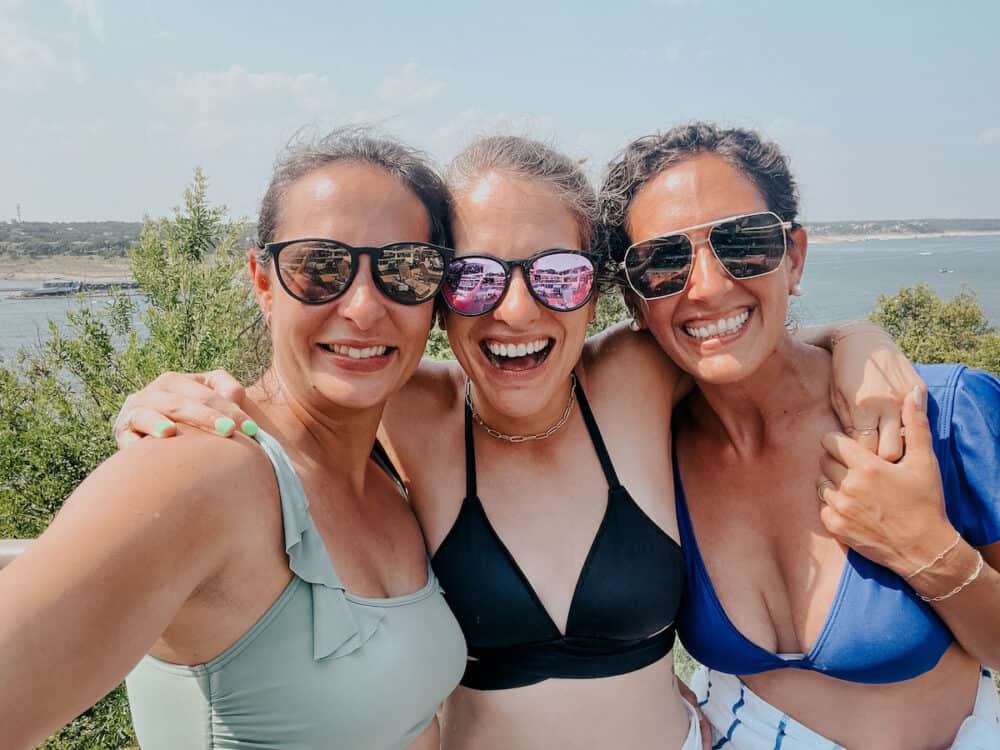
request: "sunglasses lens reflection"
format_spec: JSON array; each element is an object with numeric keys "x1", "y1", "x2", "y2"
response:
[
  {"x1": 528, "y1": 253, "x2": 595, "y2": 311},
  {"x1": 377, "y1": 244, "x2": 446, "y2": 304},
  {"x1": 625, "y1": 234, "x2": 692, "y2": 299},
  {"x1": 277, "y1": 241, "x2": 352, "y2": 302},
  {"x1": 711, "y1": 213, "x2": 786, "y2": 278},
  {"x1": 443, "y1": 256, "x2": 508, "y2": 315}
]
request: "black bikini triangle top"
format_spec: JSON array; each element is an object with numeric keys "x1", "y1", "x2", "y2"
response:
[{"x1": 431, "y1": 373, "x2": 685, "y2": 690}]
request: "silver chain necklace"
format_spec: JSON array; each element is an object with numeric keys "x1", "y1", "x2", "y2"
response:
[{"x1": 465, "y1": 372, "x2": 577, "y2": 443}]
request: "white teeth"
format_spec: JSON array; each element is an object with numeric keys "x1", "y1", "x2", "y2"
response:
[
  {"x1": 684, "y1": 310, "x2": 750, "y2": 340},
  {"x1": 486, "y1": 338, "x2": 549, "y2": 358},
  {"x1": 327, "y1": 344, "x2": 388, "y2": 358}
]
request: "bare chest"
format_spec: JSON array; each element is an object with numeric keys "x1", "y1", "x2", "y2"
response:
[{"x1": 680, "y1": 444, "x2": 849, "y2": 655}]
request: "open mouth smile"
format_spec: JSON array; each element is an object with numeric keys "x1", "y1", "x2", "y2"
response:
[
  {"x1": 682, "y1": 308, "x2": 752, "y2": 341},
  {"x1": 480, "y1": 337, "x2": 554, "y2": 371}
]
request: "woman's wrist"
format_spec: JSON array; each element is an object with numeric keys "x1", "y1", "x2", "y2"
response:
[{"x1": 907, "y1": 535, "x2": 983, "y2": 602}]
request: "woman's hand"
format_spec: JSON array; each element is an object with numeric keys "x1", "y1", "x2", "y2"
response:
[
  {"x1": 827, "y1": 322, "x2": 923, "y2": 461},
  {"x1": 817, "y1": 386, "x2": 956, "y2": 576},
  {"x1": 114, "y1": 370, "x2": 253, "y2": 449}
]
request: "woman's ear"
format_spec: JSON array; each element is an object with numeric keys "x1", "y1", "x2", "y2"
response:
[
  {"x1": 622, "y1": 288, "x2": 647, "y2": 330},
  {"x1": 249, "y1": 249, "x2": 273, "y2": 321},
  {"x1": 786, "y1": 225, "x2": 808, "y2": 295}
]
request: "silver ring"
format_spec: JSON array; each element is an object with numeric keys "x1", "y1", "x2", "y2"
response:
[
  {"x1": 816, "y1": 478, "x2": 835, "y2": 504},
  {"x1": 848, "y1": 425, "x2": 878, "y2": 437},
  {"x1": 899, "y1": 426, "x2": 907, "y2": 438}
]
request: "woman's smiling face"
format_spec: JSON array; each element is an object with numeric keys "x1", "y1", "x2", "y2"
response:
[
  {"x1": 254, "y1": 160, "x2": 436, "y2": 413},
  {"x1": 626, "y1": 153, "x2": 806, "y2": 385},
  {"x1": 444, "y1": 171, "x2": 594, "y2": 424}
]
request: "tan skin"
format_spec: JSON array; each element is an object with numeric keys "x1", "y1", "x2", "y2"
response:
[
  {"x1": 0, "y1": 162, "x2": 443, "y2": 750},
  {"x1": 628, "y1": 153, "x2": 1000, "y2": 750},
  {"x1": 105, "y1": 173, "x2": 920, "y2": 748},
  {"x1": 381, "y1": 173, "x2": 692, "y2": 750}
]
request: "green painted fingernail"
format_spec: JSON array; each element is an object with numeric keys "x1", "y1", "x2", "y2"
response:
[
  {"x1": 153, "y1": 420, "x2": 174, "y2": 437},
  {"x1": 240, "y1": 419, "x2": 259, "y2": 437},
  {"x1": 215, "y1": 417, "x2": 236, "y2": 435}
]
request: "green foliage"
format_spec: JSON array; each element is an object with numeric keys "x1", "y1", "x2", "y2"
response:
[
  {"x1": 869, "y1": 284, "x2": 1000, "y2": 375},
  {"x1": 0, "y1": 168, "x2": 261, "y2": 748},
  {"x1": 588, "y1": 287, "x2": 629, "y2": 336},
  {"x1": 424, "y1": 320, "x2": 454, "y2": 360}
]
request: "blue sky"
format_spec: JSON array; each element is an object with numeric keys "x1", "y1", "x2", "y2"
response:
[{"x1": 2, "y1": 0, "x2": 999, "y2": 223}]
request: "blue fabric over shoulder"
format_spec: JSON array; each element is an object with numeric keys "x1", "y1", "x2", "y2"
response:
[{"x1": 923, "y1": 364, "x2": 1000, "y2": 547}]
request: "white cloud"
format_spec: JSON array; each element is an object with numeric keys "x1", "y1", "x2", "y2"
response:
[
  {"x1": 0, "y1": 2, "x2": 93, "y2": 91},
  {"x1": 0, "y1": 4, "x2": 60, "y2": 92},
  {"x1": 63, "y1": 0, "x2": 104, "y2": 41},
  {"x1": 377, "y1": 60, "x2": 444, "y2": 106},
  {"x1": 976, "y1": 128, "x2": 1000, "y2": 146},
  {"x1": 153, "y1": 64, "x2": 336, "y2": 117}
]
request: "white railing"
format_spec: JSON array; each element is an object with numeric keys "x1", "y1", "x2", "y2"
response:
[{"x1": 0, "y1": 540, "x2": 31, "y2": 570}]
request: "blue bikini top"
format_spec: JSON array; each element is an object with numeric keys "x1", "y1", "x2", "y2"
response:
[{"x1": 674, "y1": 364, "x2": 1000, "y2": 684}]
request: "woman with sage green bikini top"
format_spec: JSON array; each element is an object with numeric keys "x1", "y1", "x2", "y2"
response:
[{"x1": 126, "y1": 429, "x2": 467, "y2": 750}]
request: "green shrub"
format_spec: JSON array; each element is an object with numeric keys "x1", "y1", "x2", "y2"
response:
[
  {"x1": 0, "y1": 169, "x2": 260, "y2": 748},
  {"x1": 870, "y1": 284, "x2": 1000, "y2": 375}
]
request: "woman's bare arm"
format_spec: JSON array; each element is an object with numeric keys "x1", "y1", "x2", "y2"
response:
[{"x1": 0, "y1": 433, "x2": 252, "y2": 749}]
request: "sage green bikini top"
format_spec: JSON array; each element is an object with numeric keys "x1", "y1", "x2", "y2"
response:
[{"x1": 126, "y1": 429, "x2": 467, "y2": 750}]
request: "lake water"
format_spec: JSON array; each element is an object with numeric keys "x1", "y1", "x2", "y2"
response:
[{"x1": 2, "y1": 234, "x2": 999, "y2": 364}]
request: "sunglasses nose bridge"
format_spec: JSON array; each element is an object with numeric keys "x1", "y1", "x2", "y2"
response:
[
  {"x1": 493, "y1": 262, "x2": 540, "y2": 324},
  {"x1": 687, "y1": 236, "x2": 735, "y2": 299},
  {"x1": 338, "y1": 254, "x2": 388, "y2": 327}
]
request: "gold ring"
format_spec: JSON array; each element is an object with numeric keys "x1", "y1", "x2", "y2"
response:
[{"x1": 816, "y1": 478, "x2": 835, "y2": 504}]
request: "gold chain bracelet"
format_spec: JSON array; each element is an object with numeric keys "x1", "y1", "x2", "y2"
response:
[
  {"x1": 918, "y1": 550, "x2": 985, "y2": 603},
  {"x1": 906, "y1": 531, "x2": 962, "y2": 579}
]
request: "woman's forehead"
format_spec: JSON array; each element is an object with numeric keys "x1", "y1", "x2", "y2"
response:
[
  {"x1": 277, "y1": 162, "x2": 430, "y2": 244},
  {"x1": 450, "y1": 172, "x2": 581, "y2": 256},
  {"x1": 627, "y1": 154, "x2": 767, "y2": 238}
]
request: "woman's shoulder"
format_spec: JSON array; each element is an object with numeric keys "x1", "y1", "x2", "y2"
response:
[
  {"x1": 582, "y1": 322, "x2": 683, "y2": 405},
  {"x1": 385, "y1": 358, "x2": 464, "y2": 429},
  {"x1": 94, "y1": 426, "x2": 277, "y2": 525}
]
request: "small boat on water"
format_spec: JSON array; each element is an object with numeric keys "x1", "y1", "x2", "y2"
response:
[{"x1": 14, "y1": 280, "x2": 83, "y2": 298}]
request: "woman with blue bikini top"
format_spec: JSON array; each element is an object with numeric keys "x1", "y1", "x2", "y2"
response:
[{"x1": 601, "y1": 121, "x2": 1000, "y2": 749}]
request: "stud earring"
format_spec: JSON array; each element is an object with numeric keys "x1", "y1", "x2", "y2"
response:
[
  {"x1": 629, "y1": 319, "x2": 641, "y2": 332},
  {"x1": 791, "y1": 284, "x2": 803, "y2": 297}
]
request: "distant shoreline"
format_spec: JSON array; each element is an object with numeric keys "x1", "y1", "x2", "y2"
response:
[
  {"x1": 0, "y1": 255, "x2": 131, "y2": 283},
  {"x1": 2, "y1": 230, "x2": 999, "y2": 281},
  {"x1": 809, "y1": 230, "x2": 1000, "y2": 245}
]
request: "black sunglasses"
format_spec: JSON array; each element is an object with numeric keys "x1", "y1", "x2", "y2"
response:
[
  {"x1": 622, "y1": 211, "x2": 793, "y2": 301},
  {"x1": 260, "y1": 238, "x2": 453, "y2": 305},
  {"x1": 441, "y1": 249, "x2": 602, "y2": 316}
]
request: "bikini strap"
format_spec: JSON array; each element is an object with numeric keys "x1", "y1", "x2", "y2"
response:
[
  {"x1": 463, "y1": 382, "x2": 478, "y2": 499},
  {"x1": 573, "y1": 372, "x2": 622, "y2": 490},
  {"x1": 370, "y1": 438, "x2": 407, "y2": 497}
]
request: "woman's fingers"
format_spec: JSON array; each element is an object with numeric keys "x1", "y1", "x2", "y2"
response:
[
  {"x1": 900, "y1": 385, "x2": 932, "y2": 458},
  {"x1": 818, "y1": 453, "x2": 848, "y2": 488},
  {"x1": 874, "y1": 412, "x2": 903, "y2": 462},
  {"x1": 113, "y1": 375, "x2": 254, "y2": 443},
  {"x1": 199, "y1": 369, "x2": 247, "y2": 405},
  {"x1": 844, "y1": 419, "x2": 880, "y2": 454}
]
